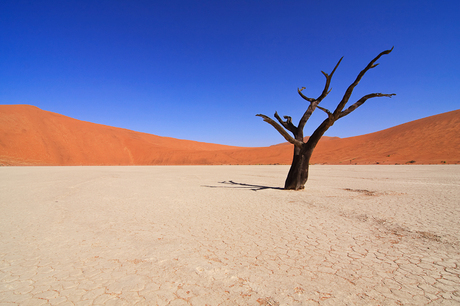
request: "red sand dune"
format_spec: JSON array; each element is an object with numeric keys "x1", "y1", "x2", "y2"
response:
[{"x1": 1, "y1": 104, "x2": 459, "y2": 166}]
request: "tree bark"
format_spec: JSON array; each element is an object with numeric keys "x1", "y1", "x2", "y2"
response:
[
  {"x1": 284, "y1": 145, "x2": 311, "y2": 190},
  {"x1": 284, "y1": 120, "x2": 329, "y2": 190}
]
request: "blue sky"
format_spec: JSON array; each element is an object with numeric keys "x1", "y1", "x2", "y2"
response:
[{"x1": 1, "y1": 0, "x2": 459, "y2": 147}]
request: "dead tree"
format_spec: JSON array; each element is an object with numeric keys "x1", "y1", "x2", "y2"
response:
[{"x1": 257, "y1": 48, "x2": 395, "y2": 190}]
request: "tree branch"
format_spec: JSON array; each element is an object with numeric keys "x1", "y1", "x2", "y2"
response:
[
  {"x1": 297, "y1": 87, "x2": 315, "y2": 102},
  {"x1": 339, "y1": 93, "x2": 396, "y2": 119},
  {"x1": 316, "y1": 57, "x2": 342, "y2": 103},
  {"x1": 316, "y1": 105, "x2": 334, "y2": 120},
  {"x1": 297, "y1": 101, "x2": 318, "y2": 132},
  {"x1": 305, "y1": 117, "x2": 333, "y2": 151},
  {"x1": 256, "y1": 114, "x2": 304, "y2": 148},
  {"x1": 297, "y1": 57, "x2": 343, "y2": 131},
  {"x1": 333, "y1": 47, "x2": 394, "y2": 118},
  {"x1": 274, "y1": 112, "x2": 297, "y2": 134}
]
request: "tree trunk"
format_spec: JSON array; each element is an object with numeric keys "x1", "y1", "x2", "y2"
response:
[{"x1": 284, "y1": 146, "x2": 312, "y2": 190}]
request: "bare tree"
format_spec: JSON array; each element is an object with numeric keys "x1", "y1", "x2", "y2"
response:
[{"x1": 257, "y1": 48, "x2": 395, "y2": 190}]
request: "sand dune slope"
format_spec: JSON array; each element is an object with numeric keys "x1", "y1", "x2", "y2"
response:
[
  {"x1": 0, "y1": 105, "x2": 245, "y2": 165},
  {"x1": 308, "y1": 109, "x2": 460, "y2": 164},
  {"x1": 0, "y1": 104, "x2": 459, "y2": 165}
]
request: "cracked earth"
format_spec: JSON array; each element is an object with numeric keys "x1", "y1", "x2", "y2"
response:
[{"x1": 1, "y1": 165, "x2": 459, "y2": 305}]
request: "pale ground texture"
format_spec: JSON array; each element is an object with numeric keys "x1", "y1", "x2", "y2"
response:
[{"x1": 1, "y1": 165, "x2": 459, "y2": 306}]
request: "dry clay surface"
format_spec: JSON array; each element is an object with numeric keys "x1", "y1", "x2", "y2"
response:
[{"x1": 1, "y1": 165, "x2": 459, "y2": 305}]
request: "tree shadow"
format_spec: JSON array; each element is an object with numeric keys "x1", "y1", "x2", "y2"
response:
[{"x1": 202, "y1": 180, "x2": 284, "y2": 191}]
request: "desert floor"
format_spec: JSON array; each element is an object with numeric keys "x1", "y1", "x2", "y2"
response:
[{"x1": 1, "y1": 165, "x2": 459, "y2": 305}]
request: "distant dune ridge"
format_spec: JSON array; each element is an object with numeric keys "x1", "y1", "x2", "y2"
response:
[{"x1": 0, "y1": 104, "x2": 459, "y2": 166}]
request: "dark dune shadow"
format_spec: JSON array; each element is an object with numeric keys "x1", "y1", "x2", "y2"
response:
[{"x1": 202, "y1": 180, "x2": 283, "y2": 191}]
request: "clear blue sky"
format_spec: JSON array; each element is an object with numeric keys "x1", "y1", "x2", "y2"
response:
[{"x1": 1, "y1": 0, "x2": 459, "y2": 147}]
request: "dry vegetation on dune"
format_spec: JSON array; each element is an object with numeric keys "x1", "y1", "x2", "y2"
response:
[{"x1": 0, "y1": 104, "x2": 459, "y2": 166}]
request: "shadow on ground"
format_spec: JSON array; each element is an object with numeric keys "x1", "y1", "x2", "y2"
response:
[{"x1": 202, "y1": 180, "x2": 284, "y2": 191}]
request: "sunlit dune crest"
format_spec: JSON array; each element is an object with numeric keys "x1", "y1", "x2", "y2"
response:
[{"x1": 1, "y1": 104, "x2": 459, "y2": 166}]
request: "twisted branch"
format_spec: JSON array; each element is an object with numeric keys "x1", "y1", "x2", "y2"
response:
[
  {"x1": 274, "y1": 112, "x2": 297, "y2": 134},
  {"x1": 256, "y1": 114, "x2": 303, "y2": 148},
  {"x1": 298, "y1": 57, "x2": 343, "y2": 130},
  {"x1": 333, "y1": 47, "x2": 394, "y2": 118},
  {"x1": 317, "y1": 105, "x2": 333, "y2": 120},
  {"x1": 339, "y1": 93, "x2": 395, "y2": 119}
]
